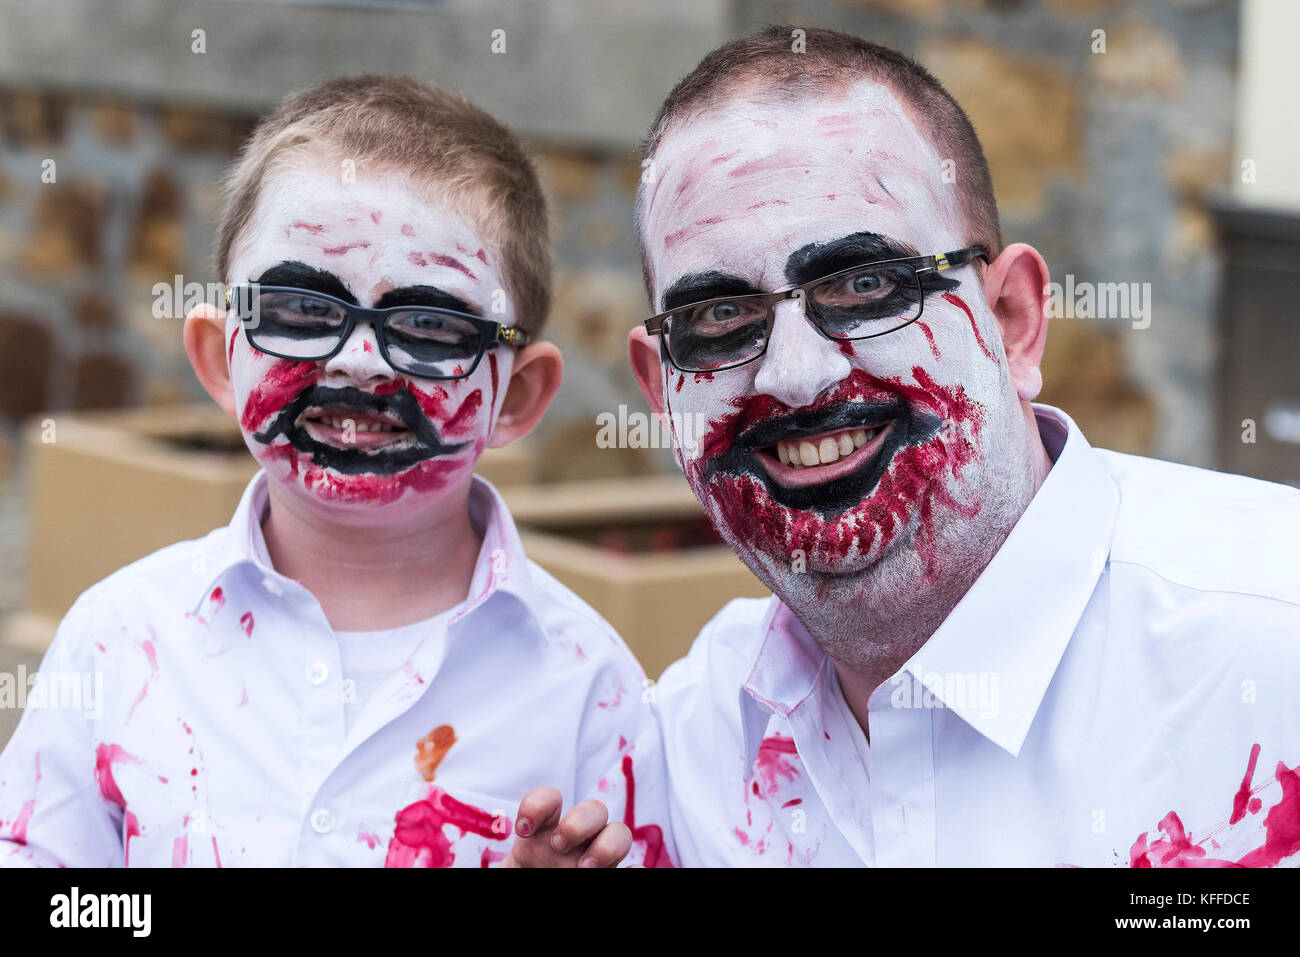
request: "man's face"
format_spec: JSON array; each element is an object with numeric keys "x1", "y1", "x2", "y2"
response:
[
  {"x1": 226, "y1": 162, "x2": 512, "y2": 515},
  {"x1": 642, "y1": 81, "x2": 1029, "y2": 599}
]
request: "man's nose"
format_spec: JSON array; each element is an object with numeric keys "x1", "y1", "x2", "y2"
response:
[
  {"x1": 752, "y1": 296, "x2": 852, "y2": 408},
  {"x1": 321, "y1": 321, "x2": 397, "y2": 387}
]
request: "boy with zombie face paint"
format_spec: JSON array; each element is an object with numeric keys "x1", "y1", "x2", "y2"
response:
[
  {"x1": 627, "y1": 27, "x2": 1300, "y2": 867},
  {"x1": 0, "y1": 77, "x2": 672, "y2": 868}
]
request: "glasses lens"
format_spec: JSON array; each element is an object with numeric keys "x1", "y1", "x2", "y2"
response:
[
  {"x1": 807, "y1": 264, "x2": 921, "y2": 339},
  {"x1": 665, "y1": 297, "x2": 768, "y2": 372},
  {"x1": 244, "y1": 289, "x2": 348, "y2": 358},
  {"x1": 383, "y1": 310, "x2": 486, "y2": 378}
]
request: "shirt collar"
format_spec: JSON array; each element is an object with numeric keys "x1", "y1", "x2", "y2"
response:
[
  {"x1": 189, "y1": 470, "x2": 541, "y2": 631},
  {"x1": 739, "y1": 403, "x2": 1120, "y2": 767}
]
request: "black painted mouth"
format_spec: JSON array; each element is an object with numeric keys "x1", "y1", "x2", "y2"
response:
[
  {"x1": 702, "y1": 398, "x2": 941, "y2": 516},
  {"x1": 253, "y1": 385, "x2": 468, "y2": 474}
]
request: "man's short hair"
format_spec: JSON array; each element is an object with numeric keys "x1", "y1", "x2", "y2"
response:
[
  {"x1": 217, "y1": 75, "x2": 552, "y2": 334},
  {"x1": 636, "y1": 25, "x2": 1001, "y2": 294}
]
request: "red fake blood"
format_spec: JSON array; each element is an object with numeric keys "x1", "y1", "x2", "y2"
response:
[
  {"x1": 837, "y1": 341, "x2": 855, "y2": 358},
  {"x1": 361, "y1": 340, "x2": 373, "y2": 354},
  {"x1": 915, "y1": 320, "x2": 942, "y2": 360},
  {"x1": 172, "y1": 835, "x2": 187, "y2": 867},
  {"x1": 1230, "y1": 743, "x2": 1262, "y2": 825},
  {"x1": 754, "y1": 735, "x2": 799, "y2": 796},
  {"x1": 370, "y1": 210, "x2": 382, "y2": 225},
  {"x1": 385, "y1": 790, "x2": 509, "y2": 867},
  {"x1": 239, "y1": 612, "x2": 254, "y2": 637},
  {"x1": 95, "y1": 743, "x2": 143, "y2": 865},
  {"x1": 675, "y1": 374, "x2": 685, "y2": 393},
  {"x1": 620, "y1": 754, "x2": 674, "y2": 867},
  {"x1": 941, "y1": 293, "x2": 996, "y2": 363},
  {"x1": 401, "y1": 224, "x2": 415, "y2": 237},
  {"x1": 488, "y1": 353, "x2": 500, "y2": 410},
  {"x1": 475, "y1": 248, "x2": 489, "y2": 266},
  {"x1": 693, "y1": 372, "x2": 715, "y2": 384},
  {"x1": 419, "y1": 253, "x2": 476, "y2": 281},
  {"x1": 211, "y1": 836, "x2": 222, "y2": 868},
  {"x1": 291, "y1": 221, "x2": 325, "y2": 235},
  {"x1": 322, "y1": 241, "x2": 371, "y2": 256},
  {"x1": 1129, "y1": 744, "x2": 1300, "y2": 868},
  {"x1": 6, "y1": 754, "x2": 41, "y2": 846},
  {"x1": 227, "y1": 327, "x2": 239, "y2": 366}
]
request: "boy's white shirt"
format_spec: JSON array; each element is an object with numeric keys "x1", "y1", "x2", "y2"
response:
[{"x1": 0, "y1": 473, "x2": 676, "y2": 867}]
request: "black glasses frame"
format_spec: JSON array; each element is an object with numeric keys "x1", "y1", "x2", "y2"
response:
[
  {"x1": 225, "y1": 284, "x2": 530, "y2": 381},
  {"x1": 644, "y1": 246, "x2": 988, "y2": 374}
]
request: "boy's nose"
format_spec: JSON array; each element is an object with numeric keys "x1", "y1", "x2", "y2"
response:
[
  {"x1": 752, "y1": 297, "x2": 852, "y2": 408},
  {"x1": 321, "y1": 322, "x2": 397, "y2": 387}
]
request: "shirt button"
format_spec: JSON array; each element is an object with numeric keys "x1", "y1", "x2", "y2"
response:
[
  {"x1": 307, "y1": 661, "x2": 329, "y2": 685},
  {"x1": 310, "y1": 808, "x2": 334, "y2": 834}
]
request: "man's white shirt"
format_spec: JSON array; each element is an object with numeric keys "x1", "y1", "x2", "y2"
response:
[
  {"x1": 0, "y1": 473, "x2": 672, "y2": 867},
  {"x1": 656, "y1": 405, "x2": 1300, "y2": 867}
]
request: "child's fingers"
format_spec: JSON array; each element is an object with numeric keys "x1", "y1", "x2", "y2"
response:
[
  {"x1": 514, "y1": 786, "x2": 564, "y2": 838},
  {"x1": 549, "y1": 798, "x2": 609, "y2": 854},
  {"x1": 577, "y1": 822, "x2": 633, "y2": 868}
]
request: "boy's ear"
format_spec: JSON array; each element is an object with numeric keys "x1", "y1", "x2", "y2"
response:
[
  {"x1": 184, "y1": 303, "x2": 237, "y2": 417},
  {"x1": 983, "y1": 242, "x2": 1050, "y2": 403},
  {"x1": 488, "y1": 341, "x2": 563, "y2": 448},
  {"x1": 628, "y1": 327, "x2": 666, "y2": 416}
]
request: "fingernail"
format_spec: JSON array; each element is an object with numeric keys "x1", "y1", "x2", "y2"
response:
[
  {"x1": 579, "y1": 857, "x2": 597, "y2": 868},
  {"x1": 551, "y1": 833, "x2": 566, "y2": 852},
  {"x1": 517, "y1": 819, "x2": 531, "y2": 837}
]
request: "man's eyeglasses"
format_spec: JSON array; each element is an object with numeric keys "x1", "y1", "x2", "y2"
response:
[
  {"x1": 225, "y1": 285, "x2": 529, "y2": 381},
  {"x1": 644, "y1": 246, "x2": 988, "y2": 374}
]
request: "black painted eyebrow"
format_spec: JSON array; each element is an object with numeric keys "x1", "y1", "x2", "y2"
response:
[
  {"x1": 375, "y1": 285, "x2": 480, "y2": 316},
  {"x1": 783, "y1": 232, "x2": 921, "y2": 287},
  {"x1": 661, "y1": 271, "x2": 762, "y2": 313},
  {"x1": 254, "y1": 262, "x2": 357, "y2": 304}
]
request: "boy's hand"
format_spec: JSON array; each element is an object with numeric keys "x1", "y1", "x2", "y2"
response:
[{"x1": 499, "y1": 787, "x2": 632, "y2": 868}]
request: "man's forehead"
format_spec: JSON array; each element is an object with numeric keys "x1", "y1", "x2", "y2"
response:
[{"x1": 643, "y1": 79, "x2": 962, "y2": 297}]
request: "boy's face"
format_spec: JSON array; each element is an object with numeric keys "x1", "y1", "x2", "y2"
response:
[
  {"x1": 225, "y1": 162, "x2": 513, "y2": 514},
  {"x1": 639, "y1": 81, "x2": 1030, "y2": 601}
]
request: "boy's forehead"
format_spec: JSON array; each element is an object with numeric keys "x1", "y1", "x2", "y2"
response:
[
  {"x1": 228, "y1": 161, "x2": 506, "y2": 309},
  {"x1": 644, "y1": 79, "x2": 962, "y2": 296}
]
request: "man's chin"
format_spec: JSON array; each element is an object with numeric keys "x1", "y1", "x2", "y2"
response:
[{"x1": 253, "y1": 440, "x2": 474, "y2": 510}]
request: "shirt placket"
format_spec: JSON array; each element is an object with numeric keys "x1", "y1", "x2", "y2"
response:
[{"x1": 866, "y1": 671, "x2": 937, "y2": 866}]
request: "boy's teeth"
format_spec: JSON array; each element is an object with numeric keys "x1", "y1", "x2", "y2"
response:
[{"x1": 776, "y1": 426, "x2": 880, "y2": 469}]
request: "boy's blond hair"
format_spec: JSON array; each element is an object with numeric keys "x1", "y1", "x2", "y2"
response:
[{"x1": 217, "y1": 75, "x2": 552, "y2": 333}]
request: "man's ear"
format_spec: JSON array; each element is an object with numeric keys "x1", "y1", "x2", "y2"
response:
[
  {"x1": 983, "y1": 243, "x2": 1050, "y2": 402},
  {"x1": 628, "y1": 326, "x2": 667, "y2": 416},
  {"x1": 184, "y1": 303, "x2": 237, "y2": 417},
  {"x1": 487, "y1": 342, "x2": 563, "y2": 448}
]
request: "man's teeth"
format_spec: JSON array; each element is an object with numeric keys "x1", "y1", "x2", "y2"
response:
[
  {"x1": 775, "y1": 427, "x2": 880, "y2": 468},
  {"x1": 312, "y1": 414, "x2": 403, "y2": 432}
]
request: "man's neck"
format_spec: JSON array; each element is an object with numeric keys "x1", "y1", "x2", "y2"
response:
[{"x1": 260, "y1": 479, "x2": 483, "y2": 631}]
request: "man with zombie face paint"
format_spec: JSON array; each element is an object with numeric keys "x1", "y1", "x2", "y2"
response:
[
  {"x1": 629, "y1": 27, "x2": 1300, "y2": 866},
  {"x1": 0, "y1": 77, "x2": 671, "y2": 868}
]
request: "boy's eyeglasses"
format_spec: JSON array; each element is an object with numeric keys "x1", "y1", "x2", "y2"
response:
[
  {"x1": 643, "y1": 246, "x2": 988, "y2": 374},
  {"x1": 225, "y1": 284, "x2": 530, "y2": 381}
]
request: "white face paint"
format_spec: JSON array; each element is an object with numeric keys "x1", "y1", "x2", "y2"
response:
[
  {"x1": 226, "y1": 161, "x2": 515, "y2": 515},
  {"x1": 642, "y1": 81, "x2": 1034, "y2": 637}
]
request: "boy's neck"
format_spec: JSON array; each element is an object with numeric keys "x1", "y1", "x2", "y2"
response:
[{"x1": 259, "y1": 478, "x2": 483, "y2": 632}]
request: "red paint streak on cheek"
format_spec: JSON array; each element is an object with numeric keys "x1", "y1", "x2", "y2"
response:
[
  {"x1": 488, "y1": 353, "x2": 499, "y2": 411},
  {"x1": 675, "y1": 374, "x2": 685, "y2": 393},
  {"x1": 621, "y1": 755, "x2": 674, "y2": 868},
  {"x1": 227, "y1": 327, "x2": 239, "y2": 367},
  {"x1": 442, "y1": 389, "x2": 484, "y2": 435},
  {"x1": 240, "y1": 360, "x2": 317, "y2": 432},
  {"x1": 693, "y1": 372, "x2": 715, "y2": 384},
  {"x1": 291, "y1": 221, "x2": 324, "y2": 235},
  {"x1": 475, "y1": 248, "x2": 489, "y2": 266},
  {"x1": 837, "y1": 341, "x2": 855, "y2": 358},
  {"x1": 361, "y1": 340, "x2": 373, "y2": 354},
  {"x1": 915, "y1": 320, "x2": 942, "y2": 360},
  {"x1": 401, "y1": 381, "x2": 450, "y2": 419},
  {"x1": 941, "y1": 292, "x2": 996, "y2": 363}
]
